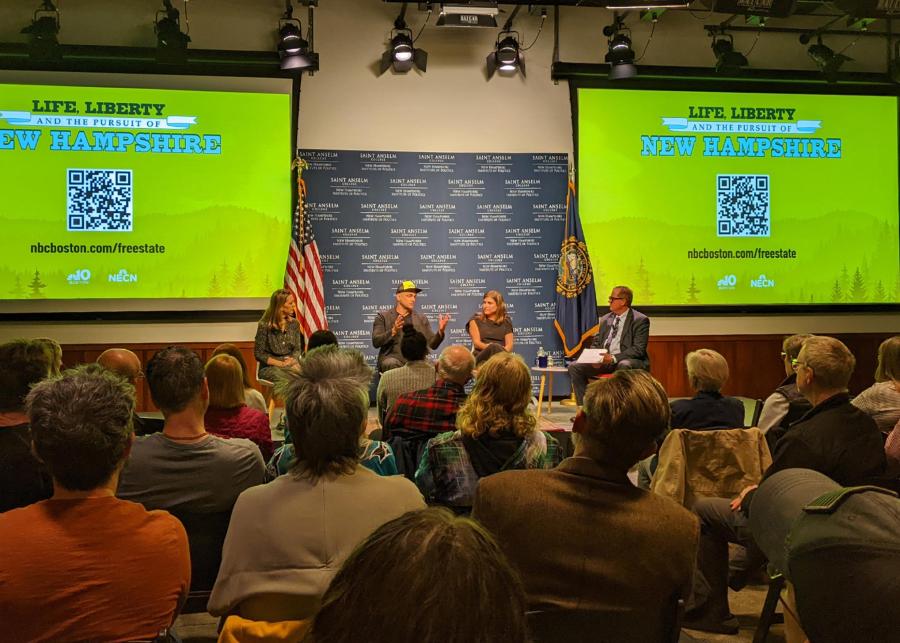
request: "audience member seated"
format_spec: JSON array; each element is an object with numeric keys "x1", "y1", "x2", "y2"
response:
[
  {"x1": 473, "y1": 370, "x2": 698, "y2": 640},
  {"x1": 750, "y1": 468, "x2": 900, "y2": 643},
  {"x1": 306, "y1": 329, "x2": 339, "y2": 351},
  {"x1": 376, "y1": 327, "x2": 436, "y2": 423},
  {"x1": 0, "y1": 339, "x2": 52, "y2": 512},
  {"x1": 255, "y1": 288, "x2": 304, "y2": 382},
  {"x1": 267, "y1": 392, "x2": 398, "y2": 478},
  {"x1": 671, "y1": 349, "x2": 745, "y2": 429},
  {"x1": 852, "y1": 335, "x2": 900, "y2": 433},
  {"x1": 212, "y1": 343, "x2": 268, "y2": 414},
  {"x1": 118, "y1": 346, "x2": 265, "y2": 513},
  {"x1": 97, "y1": 347, "x2": 157, "y2": 436},
  {"x1": 382, "y1": 344, "x2": 475, "y2": 440},
  {"x1": 208, "y1": 346, "x2": 425, "y2": 622},
  {"x1": 204, "y1": 354, "x2": 274, "y2": 460},
  {"x1": 415, "y1": 352, "x2": 562, "y2": 513},
  {"x1": 0, "y1": 365, "x2": 190, "y2": 641},
  {"x1": 34, "y1": 337, "x2": 63, "y2": 376},
  {"x1": 758, "y1": 334, "x2": 814, "y2": 451},
  {"x1": 304, "y1": 507, "x2": 528, "y2": 643},
  {"x1": 685, "y1": 336, "x2": 886, "y2": 635}
]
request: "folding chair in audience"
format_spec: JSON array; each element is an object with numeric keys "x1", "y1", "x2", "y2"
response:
[
  {"x1": 255, "y1": 363, "x2": 277, "y2": 423},
  {"x1": 169, "y1": 509, "x2": 232, "y2": 614}
]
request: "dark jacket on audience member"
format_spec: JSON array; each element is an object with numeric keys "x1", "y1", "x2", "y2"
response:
[
  {"x1": 746, "y1": 392, "x2": 887, "y2": 515},
  {"x1": 0, "y1": 424, "x2": 52, "y2": 513},
  {"x1": 670, "y1": 392, "x2": 745, "y2": 430},
  {"x1": 473, "y1": 457, "x2": 698, "y2": 641}
]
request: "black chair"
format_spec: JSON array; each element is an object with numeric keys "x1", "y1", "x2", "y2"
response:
[
  {"x1": 388, "y1": 429, "x2": 433, "y2": 480},
  {"x1": 170, "y1": 509, "x2": 232, "y2": 614},
  {"x1": 527, "y1": 597, "x2": 684, "y2": 643},
  {"x1": 753, "y1": 573, "x2": 786, "y2": 643},
  {"x1": 750, "y1": 398, "x2": 764, "y2": 427}
]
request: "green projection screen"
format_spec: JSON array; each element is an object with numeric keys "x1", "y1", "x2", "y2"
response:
[
  {"x1": 577, "y1": 86, "x2": 900, "y2": 307},
  {"x1": 0, "y1": 75, "x2": 292, "y2": 312}
]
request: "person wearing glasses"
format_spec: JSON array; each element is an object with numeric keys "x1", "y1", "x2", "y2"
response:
[
  {"x1": 566, "y1": 285, "x2": 650, "y2": 406},
  {"x1": 757, "y1": 334, "x2": 814, "y2": 451}
]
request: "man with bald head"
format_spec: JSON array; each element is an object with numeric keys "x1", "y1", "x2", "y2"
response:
[
  {"x1": 97, "y1": 349, "x2": 153, "y2": 435},
  {"x1": 382, "y1": 344, "x2": 475, "y2": 440}
]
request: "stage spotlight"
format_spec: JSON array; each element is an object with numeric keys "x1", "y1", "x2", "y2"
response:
[
  {"x1": 806, "y1": 36, "x2": 850, "y2": 83},
  {"x1": 378, "y1": 5, "x2": 428, "y2": 75},
  {"x1": 486, "y1": 32, "x2": 524, "y2": 79},
  {"x1": 155, "y1": 0, "x2": 190, "y2": 50},
  {"x1": 603, "y1": 20, "x2": 636, "y2": 80},
  {"x1": 711, "y1": 33, "x2": 748, "y2": 74},
  {"x1": 21, "y1": 0, "x2": 60, "y2": 60},
  {"x1": 277, "y1": 1, "x2": 315, "y2": 71}
]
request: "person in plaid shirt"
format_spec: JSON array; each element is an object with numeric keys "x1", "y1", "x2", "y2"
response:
[
  {"x1": 415, "y1": 352, "x2": 562, "y2": 513},
  {"x1": 382, "y1": 345, "x2": 475, "y2": 441}
]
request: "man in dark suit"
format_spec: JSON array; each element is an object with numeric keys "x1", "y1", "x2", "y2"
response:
[
  {"x1": 567, "y1": 285, "x2": 650, "y2": 405},
  {"x1": 472, "y1": 370, "x2": 698, "y2": 641}
]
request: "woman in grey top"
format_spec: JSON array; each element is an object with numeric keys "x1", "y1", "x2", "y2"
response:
[
  {"x1": 254, "y1": 289, "x2": 305, "y2": 382},
  {"x1": 468, "y1": 290, "x2": 514, "y2": 366}
]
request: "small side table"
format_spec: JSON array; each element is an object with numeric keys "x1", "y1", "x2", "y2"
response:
[{"x1": 531, "y1": 365, "x2": 569, "y2": 419}]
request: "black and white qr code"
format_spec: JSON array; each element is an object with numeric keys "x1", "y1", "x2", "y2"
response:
[
  {"x1": 67, "y1": 169, "x2": 133, "y2": 232},
  {"x1": 716, "y1": 174, "x2": 770, "y2": 237}
]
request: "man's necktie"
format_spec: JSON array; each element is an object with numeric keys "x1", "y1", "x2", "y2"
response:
[{"x1": 603, "y1": 316, "x2": 620, "y2": 349}]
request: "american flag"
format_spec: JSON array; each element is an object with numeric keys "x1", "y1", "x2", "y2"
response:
[{"x1": 284, "y1": 163, "x2": 326, "y2": 336}]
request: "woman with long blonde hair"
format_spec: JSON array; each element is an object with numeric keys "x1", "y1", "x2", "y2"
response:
[
  {"x1": 415, "y1": 352, "x2": 562, "y2": 512},
  {"x1": 254, "y1": 288, "x2": 305, "y2": 382},
  {"x1": 467, "y1": 290, "x2": 514, "y2": 365}
]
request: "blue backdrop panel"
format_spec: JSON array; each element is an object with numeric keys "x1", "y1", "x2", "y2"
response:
[{"x1": 300, "y1": 149, "x2": 570, "y2": 396}]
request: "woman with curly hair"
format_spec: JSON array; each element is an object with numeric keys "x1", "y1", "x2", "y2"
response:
[{"x1": 415, "y1": 352, "x2": 562, "y2": 513}]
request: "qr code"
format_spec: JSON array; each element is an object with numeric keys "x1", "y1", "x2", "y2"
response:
[
  {"x1": 716, "y1": 174, "x2": 770, "y2": 237},
  {"x1": 67, "y1": 169, "x2": 133, "y2": 232}
]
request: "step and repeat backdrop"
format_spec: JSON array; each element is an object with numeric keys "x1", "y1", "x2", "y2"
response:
[{"x1": 300, "y1": 149, "x2": 571, "y2": 395}]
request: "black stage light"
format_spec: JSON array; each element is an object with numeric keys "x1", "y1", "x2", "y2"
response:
[
  {"x1": 21, "y1": 0, "x2": 60, "y2": 60},
  {"x1": 711, "y1": 34, "x2": 748, "y2": 73},
  {"x1": 486, "y1": 32, "x2": 524, "y2": 79},
  {"x1": 806, "y1": 36, "x2": 850, "y2": 83},
  {"x1": 603, "y1": 22, "x2": 636, "y2": 80},
  {"x1": 378, "y1": 10, "x2": 428, "y2": 76},
  {"x1": 155, "y1": 0, "x2": 190, "y2": 50}
]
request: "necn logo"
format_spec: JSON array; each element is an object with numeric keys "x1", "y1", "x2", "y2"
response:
[
  {"x1": 750, "y1": 274, "x2": 775, "y2": 288},
  {"x1": 108, "y1": 269, "x2": 137, "y2": 283}
]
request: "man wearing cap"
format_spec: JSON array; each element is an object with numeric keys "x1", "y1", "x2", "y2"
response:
[{"x1": 372, "y1": 280, "x2": 450, "y2": 372}]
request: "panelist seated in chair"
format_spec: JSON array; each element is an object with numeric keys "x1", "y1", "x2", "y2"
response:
[
  {"x1": 254, "y1": 288, "x2": 304, "y2": 383},
  {"x1": 567, "y1": 285, "x2": 649, "y2": 406},
  {"x1": 468, "y1": 289, "x2": 514, "y2": 366},
  {"x1": 671, "y1": 349, "x2": 745, "y2": 430}
]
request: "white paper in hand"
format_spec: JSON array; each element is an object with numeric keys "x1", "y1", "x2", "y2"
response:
[{"x1": 576, "y1": 348, "x2": 608, "y2": 364}]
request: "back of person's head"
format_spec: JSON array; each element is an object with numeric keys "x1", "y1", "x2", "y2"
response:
[
  {"x1": 307, "y1": 330, "x2": 339, "y2": 352},
  {"x1": 800, "y1": 336, "x2": 855, "y2": 391},
  {"x1": 875, "y1": 335, "x2": 900, "y2": 383},
  {"x1": 278, "y1": 346, "x2": 372, "y2": 480},
  {"x1": 211, "y1": 343, "x2": 253, "y2": 389},
  {"x1": 0, "y1": 339, "x2": 51, "y2": 412},
  {"x1": 581, "y1": 370, "x2": 670, "y2": 468},
  {"x1": 438, "y1": 345, "x2": 476, "y2": 384},
  {"x1": 457, "y1": 352, "x2": 535, "y2": 439},
  {"x1": 400, "y1": 326, "x2": 428, "y2": 362},
  {"x1": 306, "y1": 507, "x2": 528, "y2": 643},
  {"x1": 34, "y1": 337, "x2": 63, "y2": 376},
  {"x1": 205, "y1": 354, "x2": 246, "y2": 409},
  {"x1": 96, "y1": 348, "x2": 143, "y2": 385},
  {"x1": 783, "y1": 333, "x2": 814, "y2": 361},
  {"x1": 27, "y1": 364, "x2": 134, "y2": 491},
  {"x1": 146, "y1": 346, "x2": 204, "y2": 414},
  {"x1": 685, "y1": 348, "x2": 730, "y2": 393}
]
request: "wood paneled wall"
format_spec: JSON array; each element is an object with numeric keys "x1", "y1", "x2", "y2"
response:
[{"x1": 58, "y1": 333, "x2": 893, "y2": 412}]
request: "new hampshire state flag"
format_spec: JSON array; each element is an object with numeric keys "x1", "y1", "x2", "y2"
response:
[{"x1": 554, "y1": 181, "x2": 599, "y2": 356}]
